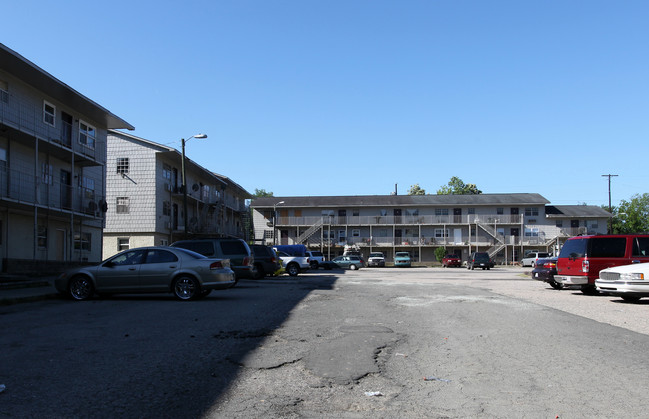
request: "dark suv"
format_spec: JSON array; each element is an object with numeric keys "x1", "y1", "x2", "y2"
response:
[
  {"x1": 170, "y1": 238, "x2": 253, "y2": 283},
  {"x1": 250, "y1": 245, "x2": 281, "y2": 279},
  {"x1": 467, "y1": 252, "x2": 491, "y2": 270}
]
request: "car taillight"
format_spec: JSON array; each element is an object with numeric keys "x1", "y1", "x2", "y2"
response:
[
  {"x1": 543, "y1": 262, "x2": 556, "y2": 268},
  {"x1": 270, "y1": 257, "x2": 276, "y2": 263},
  {"x1": 243, "y1": 257, "x2": 250, "y2": 266},
  {"x1": 210, "y1": 261, "x2": 224, "y2": 269},
  {"x1": 582, "y1": 260, "x2": 589, "y2": 273}
]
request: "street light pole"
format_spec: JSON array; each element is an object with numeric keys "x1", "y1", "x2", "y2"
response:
[
  {"x1": 181, "y1": 134, "x2": 207, "y2": 235},
  {"x1": 273, "y1": 201, "x2": 285, "y2": 245}
]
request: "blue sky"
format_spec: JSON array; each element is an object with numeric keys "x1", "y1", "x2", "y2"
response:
[{"x1": 3, "y1": 1, "x2": 647, "y2": 206}]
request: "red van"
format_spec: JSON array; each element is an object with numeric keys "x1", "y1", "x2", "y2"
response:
[{"x1": 555, "y1": 234, "x2": 649, "y2": 294}]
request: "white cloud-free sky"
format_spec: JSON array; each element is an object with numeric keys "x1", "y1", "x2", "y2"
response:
[{"x1": 3, "y1": 0, "x2": 647, "y2": 206}]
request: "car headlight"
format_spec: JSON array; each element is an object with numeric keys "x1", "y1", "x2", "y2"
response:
[{"x1": 620, "y1": 272, "x2": 645, "y2": 281}]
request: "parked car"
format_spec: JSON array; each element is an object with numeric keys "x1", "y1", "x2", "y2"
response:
[
  {"x1": 250, "y1": 245, "x2": 281, "y2": 279},
  {"x1": 306, "y1": 250, "x2": 325, "y2": 268},
  {"x1": 55, "y1": 246, "x2": 235, "y2": 301},
  {"x1": 368, "y1": 252, "x2": 386, "y2": 267},
  {"x1": 394, "y1": 252, "x2": 411, "y2": 267},
  {"x1": 596, "y1": 262, "x2": 649, "y2": 302},
  {"x1": 595, "y1": 263, "x2": 649, "y2": 302},
  {"x1": 521, "y1": 252, "x2": 551, "y2": 267},
  {"x1": 442, "y1": 254, "x2": 461, "y2": 268},
  {"x1": 170, "y1": 238, "x2": 254, "y2": 284},
  {"x1": 467, "y1": 252, "x2": 491, "y2": 270},
  {"x1": 555, "y1": 234, "x2": 649, "y2": 294},
  {"x1": 531, "y1": 257, "x2": 561, "y2": 289},
  {"x1": 274, "y1": 250, "x2": 310, "y2": 276},
  {"x1": 332, "y1": 255, "x2": 364, "y2": 270}
]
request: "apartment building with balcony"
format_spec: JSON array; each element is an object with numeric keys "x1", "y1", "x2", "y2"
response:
[
  {"x1": 250, "y1": 194, "x2": 611, "y2": 264},
  {"x1": 103, "y1": 130, "x2": 251, "y2": 258},
  {"x1": 0, "y1": 43, "x2": 133, "y2": 271}
]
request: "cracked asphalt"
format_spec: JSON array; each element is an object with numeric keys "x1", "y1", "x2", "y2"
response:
[{"x1": 2, "y1": 267, "x2": 649, "y2": 418}]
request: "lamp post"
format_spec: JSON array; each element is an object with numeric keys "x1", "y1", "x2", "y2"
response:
[
  {"x1": 181, "y1": 134, "x2": 207, "y2": 234},
  {"x1": 273, "y1": 201, "x2": 285, "y2": 245}
]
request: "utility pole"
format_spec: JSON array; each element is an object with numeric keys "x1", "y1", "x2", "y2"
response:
[{"x1": 602, "y1": 174, "x2": 618, "y2": 234}]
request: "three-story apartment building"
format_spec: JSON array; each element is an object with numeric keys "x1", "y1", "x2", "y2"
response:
[
  {"x1": 103, "y1": 130, "x2": 251, "y2": 258},
  {"x1": 251, "y1": 194, "x2": 611, "y2": 264},
  {"x1": 0, "y1": 43, "x2": 133, "y2": 271}
]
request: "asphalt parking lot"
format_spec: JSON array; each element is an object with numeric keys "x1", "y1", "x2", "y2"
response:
[{"x1": 371, "y1": 265, "x2": 649, "y2": 336}]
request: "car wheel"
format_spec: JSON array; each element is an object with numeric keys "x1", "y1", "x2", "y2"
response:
[
  {"x1": 310, "y1": 261, "x2": 318, "y2": 269},
  {"x1": 287, "y1": 263, "x2": 299, "y2": 277},
  {"x1": 549, "y1": 280, "x2": 563, "y2": 290},
  {"x1": 173, "y1": 276, "x2": 200, "y2": 300},
  {"x1": 252, "y1": 264, "x2": 265, "y2": 280},
  {"x1": 350, "y1": 264, "x2": 358, "y2": 270},
  {"x1": 68, "y1": 275, "x2": 94, "y2": 301}
]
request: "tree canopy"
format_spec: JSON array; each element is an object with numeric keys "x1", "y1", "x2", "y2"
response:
[
  {"x1": 407, "y1": 184, "x2": 426, "y2": 195},
  {"x1": 609, "y1": 193, "x2": 649, "y2": 234},
  {"x1": 253, "y1": 188, "x2": 274, "y2": 197},
  {"x1": 437, "y1": 177, "x2": 482, "y2": 195}
]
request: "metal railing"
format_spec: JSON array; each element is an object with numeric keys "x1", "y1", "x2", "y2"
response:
[
  {"x1": 276, "y1": 214, "x2": 524, "y2": 227},
  {"x1": 0, "y1": 95, "x2": 105, "y2": 163},
  {"x1": 0, "y1": 166, "x2": 104, "y2": 218}
]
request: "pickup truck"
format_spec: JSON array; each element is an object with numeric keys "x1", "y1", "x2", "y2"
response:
[
  {"x1": 274, "y1": 249, "x2": 310, "y2": 277},
  {"x1": 305, "y1": 250, "x2": 325, "y2": 268}
]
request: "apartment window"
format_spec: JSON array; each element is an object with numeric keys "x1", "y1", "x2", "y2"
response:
[
  {"x1": 37, "y1": 225, "x2": 47, "y2": 248},
  {"x1": 79, "y1": 120, "x2": 96, "y2": 149},
  {"x1": 202, "y1": 184, "x2": 210, "y2": 201},
  {"x1": 352, "y1": 229, "x2": 360, "y2": 237},
  {"x1": 43, "y1": 101, "x2": 56, "y2": 127},
  {"x1": 524, "y1": 228, "x2": 539, "y2": 237},
  {"x1": 117, "y1": 238, "x2": 130, "y2": 251},
  {"x1": 338, "y1": 230, "x2": 346, "y2": 243},
  {"x1": 468, "y1": 208, "x2": 475, "y2": 215},
  {"x1": 406, "y1": 209, "x2": 419, "y2": 216},
  {"x1": 405, "y1": 229, "x2": 418, "y2": 237},
  {"x1": 497, "y1": 208, "x2": 504, "y2": 215},
  {"x1": 435, "y1": 208, "x2": 449, "y2": 216},
  {"x1": 162, "y1": 164, "x2": 172, "y2": 180},
  {"x1": 116, "y1": 158, "x2": 129, "y2": 175},
  {"x1": 162, "y1": 200, "x2": 171, "y2": 216},
  {"x1": 0, "y1": 80, "x2": 8, "y2": 103},
  {"x1": 556, "y1": 220, "x2": 563, "y2": 228},
  {"x1": 525, "y1": 207, "x2": 539, "y2": 216},
  {"x1": 41, "y1": 163, "x2": 53, "y2": 185},
  {"x1": 435, "y1": 228, "x2": 449, "y2": 238},
  {"x1": 74, "y1": 232, "x2": 91, "y2": 251},
  {"x1": 380, "y1": 209, "x2": 388, "y2": 216},
  {"x1": 116, "y1": 197, "x2": 130, "y2": 214},
  {"x1": 160, "y1": 239, "x2": 169, "y2": 246},
  {"x1": 352, "y1": 209, "x2": 360, "y2": 217},
  {"x1": 264, "y1": 230, "x2": 273, "y2": 239},
  {"x1": 81, "y1": 176, "x2": 95, "y2": 200}
]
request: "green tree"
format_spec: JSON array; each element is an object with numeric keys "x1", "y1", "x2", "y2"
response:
[
  {"x1": 437, "y1": 176, "x2": 482, "y2": 195},
  {"x1": 434, "y1": 246, "x2": 447, "y2": 262},
  {"x1": 610, "y1": 193, "x2": 649, "y2": 234},
  {"x1": 408, "y1": 184, "x2": 426, "y2": 195},
  {"x1": 254, "y1": 188, "x2": 274, "y2": 197}
]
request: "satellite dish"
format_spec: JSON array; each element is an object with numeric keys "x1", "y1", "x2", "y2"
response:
[{"x1": 192, "y1": 184, "x2": 199, "y2": 192}]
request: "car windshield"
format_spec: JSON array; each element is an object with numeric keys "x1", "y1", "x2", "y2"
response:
[
  {"x1": 474, "y1": 253, "x2": 489, "y2": 261},
  {"x1": 396, "y1": 253, "x2": 410, "y2": 257},
  {"x1": 370, "y1": 253, "x2": 383, "y2": 257},
  {"x1": 446, "y1": 255, "x2": 458, "y2": 258}
]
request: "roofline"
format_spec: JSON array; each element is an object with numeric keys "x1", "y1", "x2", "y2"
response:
[{"x1": 1, "y1": 43, "x2": 134, "y2": 130}]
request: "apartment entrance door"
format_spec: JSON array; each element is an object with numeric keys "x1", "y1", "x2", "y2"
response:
[{"x1": 60, "y1": 170, "x2": 72, "y2": 209}]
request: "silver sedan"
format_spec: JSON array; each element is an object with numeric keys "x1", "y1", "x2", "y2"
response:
[{"x1": 55, "y1": 246, "x2": 235, "y2": 301}]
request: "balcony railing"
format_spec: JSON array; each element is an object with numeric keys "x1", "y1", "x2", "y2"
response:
[
  {"x1": 0, "y1": 95, "x2": 105, "y2": 163},
  {"x1": 0, "y1": 167, "x2": 105, "y2": 218},
  {"x1": 276, "y1": 214, "x2": 524, "y2": 227},
  {"x1": 292, "y1": 234, "x2": 548, "y2": 248}
]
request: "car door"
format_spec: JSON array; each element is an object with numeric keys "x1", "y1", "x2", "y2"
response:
[
  {"x1": 138, "y1": 249, "x2": 180, "y2": 292},
  {"x1": 95, "y1": 249, "x2": 145, "y2": 292}
]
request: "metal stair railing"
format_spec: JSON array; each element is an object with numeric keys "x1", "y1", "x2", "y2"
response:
[{"x1": 297, "y1": 218, "x2": 324, "y2": 244}]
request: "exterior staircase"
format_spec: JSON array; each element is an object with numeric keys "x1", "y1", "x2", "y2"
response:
[
  {"x1": 476, "y1": 221, "x2": 505, "y2": 257},
  {"x1": 297, "y1": 219, "x2": 324, "y2": 244}
]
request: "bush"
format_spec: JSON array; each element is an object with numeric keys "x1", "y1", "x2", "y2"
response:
[{"x1": 434, "y1": 247, "x2": 447, "y2": 262}]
